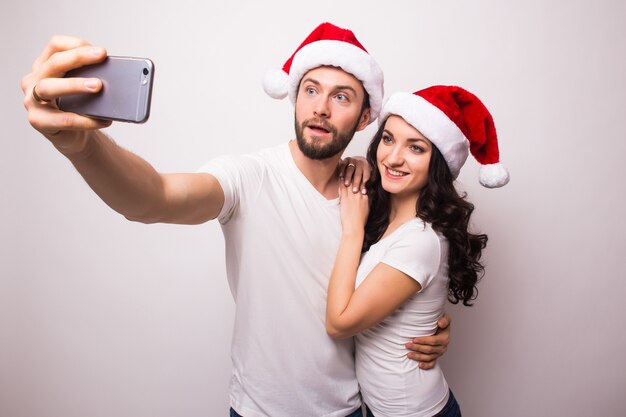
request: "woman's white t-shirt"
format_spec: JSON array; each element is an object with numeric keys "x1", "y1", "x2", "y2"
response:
[{"x1": 355, "y1": 218, "x2": 450, "y2": 417}]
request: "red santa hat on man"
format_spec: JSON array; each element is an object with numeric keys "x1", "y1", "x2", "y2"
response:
[
  {"x1": 379, "y1": 85, "x2": 510, "y2": 188},
  {"x1": 263, "y1": 22, "x2": 384, "y2": 123}
]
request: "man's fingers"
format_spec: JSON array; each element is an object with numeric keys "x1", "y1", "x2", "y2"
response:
[
  {"x1": 406, "y1": 351, "x2": 441, "y2": 369},
  {"x1": 27, "y1": 105, "x2": 111, "y2": 135},
  {"x1": 30, "y1": 77, "x2": 103, "y2": 105},
  {"x1": 33, "y1": 35, "x2": 92, "y2": 71},
  {"x1": 23, "y1": 42, "x2": 107, "y2": 100},
  {"x1": 408, "y1": 332, "x2": 449, "y2": 349},
  {"x1": 41, "y1": 45, "x2": 107, "y2": 79},
  {"x1": 413, "y1": 356, "x2": 437, "y2": 370},
  {"x1": 406, "y1": 341, "x2": 448, "y2": 369},
  {"x1": 360, "y1": 165, "x2": 371, "y2": 188},
  {"x1": 350, "y1": 164, "x2": 364, "y2": 193},
  {"x1": 405, "y1": 340, "x2": 446, "y2": 354},
  {"x1": 342, "y1": 161, "x2": 356, "y2": 186},
  {"x1": 338, "y1": 157, "x2": 369, "y2": 194},
  {"x1": 437, "y1": 314, "x2": 451, "y2": 329},
  {"x1": 23, "y1": 35, "x2": 111, "y2": 144},
  {"x1": 339, "y1": 158, "x2": 365, "y2": 193}
]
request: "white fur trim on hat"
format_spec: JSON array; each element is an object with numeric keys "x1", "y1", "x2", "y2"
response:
[
  {"x1": 479, "y1": 162, "x2": 510, "y2": 188},
  {"x1": 379, "y1": 92, "x2": 469, "y2": 178},
  {"x1": 263, "y1": 68, "x2": 289, "y2": 99},
  {"x1": 285, "y1": 40, "x2": 384, "y2": 123}
]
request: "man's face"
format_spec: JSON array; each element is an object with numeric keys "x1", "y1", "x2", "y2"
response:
[{"x1": 294, "y1": 66, "x2": 371, "y2": 160}]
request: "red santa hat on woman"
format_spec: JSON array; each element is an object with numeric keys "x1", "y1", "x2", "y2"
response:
[
  {"x1": 263, "y1": 22, "x2": 384, "y2": 123},
  {"x1": 379, "y1": 86, "x2": 510, "y2": 188}
]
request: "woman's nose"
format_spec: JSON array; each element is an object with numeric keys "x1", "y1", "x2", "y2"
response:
[{"x1": 386, "y1": 146, "x2": 404, "y2": 166}]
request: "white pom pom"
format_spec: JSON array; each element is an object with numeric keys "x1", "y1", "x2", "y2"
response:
[
  {"x1": 479, "y1": 163, "x2": 510, "y2": 188},
  {"x1": 263, "y1": 68, "x2": 289, "y2": 99}
]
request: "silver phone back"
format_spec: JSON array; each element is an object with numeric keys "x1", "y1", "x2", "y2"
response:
[{"x1": 57, "y1": 56, "x2": 154, "y2": 123}]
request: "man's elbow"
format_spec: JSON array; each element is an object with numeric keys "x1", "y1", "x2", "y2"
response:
[
  {"x1": 123, "y1": 201, "x2": 166, "y2": 224},
  {"x1": 124, "y1": 212, "x2": 161, "y2": 224}
]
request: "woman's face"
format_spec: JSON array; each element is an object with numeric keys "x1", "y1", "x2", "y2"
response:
[{"x1": 376, "y1": 115, "x2": 432, "y2": 199}]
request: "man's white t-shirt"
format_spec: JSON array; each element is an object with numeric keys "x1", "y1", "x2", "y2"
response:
[
  {"x1": 355, "y1": 218, "x2": 450, "y2": 417},
  {"x1": 200, "y1": 143, "x2": 360, "y2": 417}
]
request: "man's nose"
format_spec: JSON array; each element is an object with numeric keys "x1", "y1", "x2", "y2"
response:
[{"x1": 313, "y1": 97, "x2": 330, "y2": 118}]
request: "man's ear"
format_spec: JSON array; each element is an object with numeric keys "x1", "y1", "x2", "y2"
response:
[{"x1": 356, "y1": 107, "x2": 371, "y2": 132}]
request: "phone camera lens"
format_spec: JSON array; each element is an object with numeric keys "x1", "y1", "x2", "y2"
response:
[{"x1": 143, "y1": 68, "x2": 149, "y2": 75}]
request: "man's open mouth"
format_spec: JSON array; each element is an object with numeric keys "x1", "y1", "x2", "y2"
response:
[{"x1": 305, "y1": 119, "x2": 334, "y2": 135}]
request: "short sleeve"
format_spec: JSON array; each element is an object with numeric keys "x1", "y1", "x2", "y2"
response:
[
  {"x1": 197, "y1": 154, "x2": 264, "y2": 224},
  {"x1": 381, "y1": 223, "x2": 442, "y2": 291}
]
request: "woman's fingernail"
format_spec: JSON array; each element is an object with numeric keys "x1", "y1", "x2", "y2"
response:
[{"x1": 90, "y1": 47, "x2": 104, "y2": 56}]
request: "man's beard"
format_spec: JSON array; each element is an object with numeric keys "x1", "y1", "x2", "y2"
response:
[{"x1": 295, "y1": 117, "x2": 359, "y2": 160}]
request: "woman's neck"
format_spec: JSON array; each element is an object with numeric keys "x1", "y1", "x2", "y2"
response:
[{"x1": 384, "y1": 193, "x2": 419, "y2": 236}]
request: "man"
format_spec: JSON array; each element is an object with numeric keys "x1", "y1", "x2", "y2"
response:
[{"x1": 22, "y1": 22, "x2": 450, "y2": 417}]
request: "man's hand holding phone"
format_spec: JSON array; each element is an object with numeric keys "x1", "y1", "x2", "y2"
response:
[
  {"x1": 22, "y1": 36, "x2": 112, "y2": 145},
  {"x1": 21, "y1": 36, "x2": 153, "y2": 156}
]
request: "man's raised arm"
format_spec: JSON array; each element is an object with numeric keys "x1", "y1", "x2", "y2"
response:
[{"x1": 21, "y1": 36, "x2": 224, "y2": 225}]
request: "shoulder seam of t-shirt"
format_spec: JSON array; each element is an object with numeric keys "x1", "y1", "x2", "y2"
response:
[
  {"x1": 385, "y1": 219, "x2": 442, "y2": 289},
  {"x1": 198, "y1": 144, "x2": 286, "y2": 224}
]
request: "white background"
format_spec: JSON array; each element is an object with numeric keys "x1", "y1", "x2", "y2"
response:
[{"x1": 1, "y1": 1, "x2": 625, "y2": 416}]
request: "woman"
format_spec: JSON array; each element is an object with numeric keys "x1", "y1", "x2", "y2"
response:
[{"x1": 326, "y1": 85, "x2": 509, "y2": 417}]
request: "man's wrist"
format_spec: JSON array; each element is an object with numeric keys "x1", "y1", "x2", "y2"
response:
[{"x1": 54, "y1": 130, "x2": 101, "y2": 161}]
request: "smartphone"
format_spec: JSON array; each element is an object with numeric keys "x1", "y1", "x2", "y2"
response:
[{"x1": 57, "y1": 56, "x2": 155, "y2": 123}]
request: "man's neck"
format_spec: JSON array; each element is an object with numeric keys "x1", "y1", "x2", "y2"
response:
[{"x1": 289, "y1": 140, "x2": 341, "y2": 199}]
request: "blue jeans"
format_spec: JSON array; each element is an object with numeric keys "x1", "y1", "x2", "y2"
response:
[
  {"x1": 365, "y1": 390, "x2": 461, "y2": 417},
  {"x1": 230, "y1": 407, "x2": 363, "y2": 417}
]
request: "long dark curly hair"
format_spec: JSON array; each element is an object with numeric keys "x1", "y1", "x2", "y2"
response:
[{"x1": 363, "y1": 123, "x2": 488, "y2": 306}]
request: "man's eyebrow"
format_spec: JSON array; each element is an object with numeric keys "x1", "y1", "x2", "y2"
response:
[
  {"x1": 300, "y1": 78, "x2": 358, "y2": 96},
  {"x1": 334, "y1": 85, "x2": 358, "y2": 96},
  {"x1": 301, "y1": 77, "x2": 321, "y2": 86}
]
